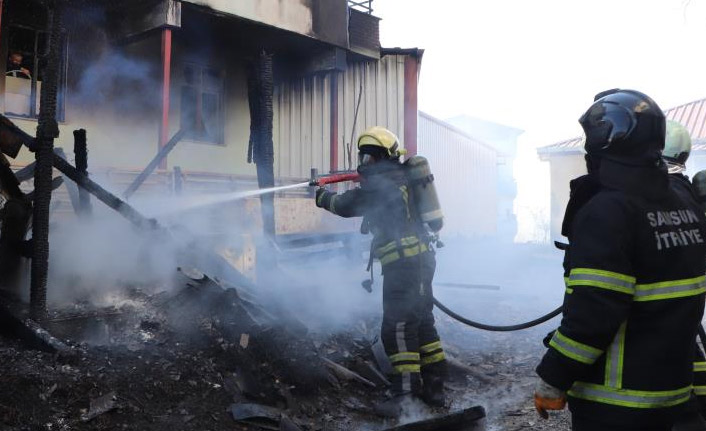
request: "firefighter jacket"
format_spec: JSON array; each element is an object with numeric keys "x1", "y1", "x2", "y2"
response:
[
  {"x1": 536, "y1": 159, "x2": 706, "y2": 427},
  {"x1": 316, "y1": 160, "x2": 428, "y2": 266}
]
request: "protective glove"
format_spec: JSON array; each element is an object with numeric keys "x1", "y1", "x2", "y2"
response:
[
  {"x1": 534, "y1": 378, "x2": 566, "y2": 419},
  {"x1": 543, "y1": 330, "x2": 556, "y2": 348},
  {"x1": 315, "y1": 187, "x2": 328, "y2": 208}
]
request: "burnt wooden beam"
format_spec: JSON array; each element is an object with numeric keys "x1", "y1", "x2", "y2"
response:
[
  {"x1": 25, "y1": 176, "x2": 63, "y2": 201},
  {"x1": 123, "y1": 128, "x2": 186, "y2": 200},
  {"x1": 381, "y1": 406, "x2": 486, "y2": 431},
  {"x1": 73, "y1": 129, "x2": 92, "y2": 216},
  {"x1": 0, "y1": 302, "x2": 74, "y2": 357},
  {"x1": 31, "y1": 0, "x2": 63, "y2": 321},
  {"x1": 52, "y1": 154, "x2": 157, "y2": 229},
  {"x1": 247, "y1": 51, "x2": 275, "y2": 238},
  {"x1": 54, "y1": 148, "x2": 81, "y2": 214},
  {"x1": 14, "y1": 162, "x2": 35, "y2": 183},
  {"x1": 110, "y1": 0, "x2": 181, "y2": 42}
]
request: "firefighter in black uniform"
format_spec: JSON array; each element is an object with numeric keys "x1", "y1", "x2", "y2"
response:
[
  {"x1": 663, "y1": 119, "x2": 706, "y2": 419},
  {"x1": 315, "y1": 126, "x2": 446, "y2": 416},
  {"x1": 534, "y1": 89, "x2": 706, "y2": 431}
]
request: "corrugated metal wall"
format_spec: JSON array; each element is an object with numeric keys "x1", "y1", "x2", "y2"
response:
[
  {"x1": 273, "y1": 54, "x2": 407, "y2": 179},
  {"x1": 274, "y1": 74, "x2": 332, "y2": 180},
  {"x1": 337, "y1": 54, "x2": 406, "y2": 171},
  {"x1": 418, "y1": 112, "x2": 498, "y2": 238}
]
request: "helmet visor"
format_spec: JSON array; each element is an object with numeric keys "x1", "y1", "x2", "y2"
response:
[{"x1": 358, "y1": 153, "x2": 376, "y2": 166}]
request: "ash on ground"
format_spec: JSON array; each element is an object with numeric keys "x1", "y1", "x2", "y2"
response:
[{"x1": 0, "y1": 241, "x2": 572, "y2": 431}]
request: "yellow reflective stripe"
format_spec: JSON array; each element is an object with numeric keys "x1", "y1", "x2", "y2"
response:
[
  {"x1": 695, "y1": 386, "x2": 706, "y2": 396},
  {"x1": 569, "y1": 382, "x2": 692, "y2": 408},
  {"x1": 565, "y1": 277, "x2": 573, "y2": 294},
  {"x1": 389, "y1": 352, "x2": 420, "y2": 363},
  {"x1": 634, "y1": 276, "x2": 706, "y2": 302},
  {"x1": 421, "y1": 352, "x2": 446, "y2": 366},
  {"x1": 376, "y1": 236, "x2": 421, "y2": 255},
  {"x1": 604, "y1": 322, "x2": 626, "y2": 389},
  {"x1": 420, "y1": 341, "x2": 442, "y2": 353},
  {"x1": 549, "y1": 330, "x2": 603, "y2": 365},
  {"x1": 400, "y1": 186, "x2": 411, "y2": 220},
  {"x1": 379, "y1": 243, "x2": 429, "y2": 265},
  {"x1": 568, "y1": 268, "x2": 636, "y2": 295},
  {"x1": 695, "y1": 362, "x2": 706, "y2": 373},
  {"x1": 393, "y1": 364, "x2": 421, "y2": 373}
]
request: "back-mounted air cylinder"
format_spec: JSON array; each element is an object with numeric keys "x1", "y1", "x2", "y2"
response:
[{"x1": 405, "y1": 155, "x2": 444, "y2": 232}]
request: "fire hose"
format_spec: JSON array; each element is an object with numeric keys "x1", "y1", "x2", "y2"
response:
[
  {"x1": 433, "y1": 298, "x2": 563, "y2": 332},
  {"x1": 310, "y1": 170, "x2": 565, "y2": 332}
]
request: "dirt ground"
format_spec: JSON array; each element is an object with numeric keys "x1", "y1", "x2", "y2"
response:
[
  {"x1": 0, "y1": 288, "x2": 572, "y2": 431},
  {"x1": 0, "y1": 240, "x2": 574, "y2": 431}
]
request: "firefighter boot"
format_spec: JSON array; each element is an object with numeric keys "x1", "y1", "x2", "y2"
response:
[{"x1": 421, "y1": 362, "x2": 447, "y2": 408}]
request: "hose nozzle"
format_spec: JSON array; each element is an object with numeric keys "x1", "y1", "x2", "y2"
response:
[{"x1": 309, "y1": 169, "x2": 361, "y2": 187}]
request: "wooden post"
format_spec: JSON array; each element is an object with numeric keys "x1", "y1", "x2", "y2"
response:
[
  {"x1": 30, "y1": 1, "x2": 62, "y2": 320},
  {"x1": 247, "y1": 51, "x2": 275, "y2": 238},
  {"x1": 73, "y1": 129, "x2": 92, "y2": 217}
]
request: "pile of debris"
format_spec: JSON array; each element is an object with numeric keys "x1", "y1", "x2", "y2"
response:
[{"x1": 0, "y1": 264, "x2": 501, "y2": 431}]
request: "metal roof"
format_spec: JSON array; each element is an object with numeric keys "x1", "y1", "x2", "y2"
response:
[
  {"x1": 419, "y1": 111, "x2": 502, "y2": 155},
  {"x1": 538, "y1": 97, "x2": 706, "y2": 156}
]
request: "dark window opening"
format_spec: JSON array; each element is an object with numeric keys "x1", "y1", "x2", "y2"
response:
[
  {"x1": 180, "y1": 64, "x2": 224, "y2": 145},
  {"x1": 5, "y1": 24, "x2": 67, "y2": 121}
]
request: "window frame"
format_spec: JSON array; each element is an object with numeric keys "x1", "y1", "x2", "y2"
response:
[
  {"x1": 179, "y1": 62, "x2": 226, "y2": 146},
  {"x1": 3, "y1": 22, "x2": 68, "y2": 122}
]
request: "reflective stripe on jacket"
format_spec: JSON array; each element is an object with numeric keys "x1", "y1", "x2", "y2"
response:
[
  {"x1": 316, "y1": 160, "x2": 429, "y2": 266},
  {"x1": 537, "y1": 171, "x2": 706, "y2": 427}
]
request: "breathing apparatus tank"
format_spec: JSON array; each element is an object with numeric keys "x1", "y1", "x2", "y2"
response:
[{"x1": 404, "y1": 155, "x2": 444, "y2": 232}]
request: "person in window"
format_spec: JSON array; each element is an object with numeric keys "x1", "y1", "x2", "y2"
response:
[{"x1": 6, "y1": 52, "x2": 31, "y2": 79}]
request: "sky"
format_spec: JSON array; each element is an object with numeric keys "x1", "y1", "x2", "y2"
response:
[{"x1": 373, "y1": 0, "x2": 706, "y2": 241}]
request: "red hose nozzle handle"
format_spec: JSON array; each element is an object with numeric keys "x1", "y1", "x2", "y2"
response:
[{"x1": 310, "y1": 172, "x2": 361, "y2": 187}]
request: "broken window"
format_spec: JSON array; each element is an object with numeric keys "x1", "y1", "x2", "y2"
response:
[
  {"x1": 180, "y1": 64, "x2": 224, "y2": 145},
  {"x1": 4, "y1": 24, "x2": 67, "y2": 120}
]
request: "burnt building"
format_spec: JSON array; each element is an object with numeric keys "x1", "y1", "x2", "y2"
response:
[{"x1": 0, "y1": 0, "x2": 422, "y2": 238}]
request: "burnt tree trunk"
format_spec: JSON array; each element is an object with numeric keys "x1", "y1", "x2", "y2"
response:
[
  {"x1": 247, "y1": 51, "x2": 275, "y2": 238},
  {"x1": 30, "y1": 1, "x2": 62, "y2": 320},
  {"x1": 73, "y1": 129, "x2": 92, "y2": 217}
]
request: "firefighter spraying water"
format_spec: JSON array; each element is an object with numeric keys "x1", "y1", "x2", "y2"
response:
[{"x1": 314, "y1": 126, "x2": 447, "y2": 418}]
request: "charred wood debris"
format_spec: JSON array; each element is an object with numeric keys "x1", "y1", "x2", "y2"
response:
[
  {"x1": 0, "y1": 15, "x2": 554, "y2": 426},
  {"x1": 0, "y1": 112, "x2": 563, "y2": 430},
  {"x1": 0, "y1": 265, "x2": 522, "y2": 431}
]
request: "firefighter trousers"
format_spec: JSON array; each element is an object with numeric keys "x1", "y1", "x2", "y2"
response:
[
  {"x1": 572, "y1": 404, "x2": 706, "y2": 431},
  {"x1": 381, "y1": 251, "x2": 446, "y2": 396},
  {"x1": 695, "y1": 340, "x2": 706, "y2": 418}
]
